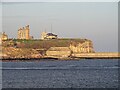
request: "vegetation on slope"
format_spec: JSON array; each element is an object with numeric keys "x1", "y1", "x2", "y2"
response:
[{"x1": 2, "y1": 38, "x2": 90, "y2": 49}]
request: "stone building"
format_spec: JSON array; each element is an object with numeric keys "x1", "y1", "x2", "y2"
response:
[
  {"x1": 0, "y1": 32, "x2": 8, "y2": 41},
  {"x1": 41, "y1": 32, "x2": 57, "y2": 40},
  {"x1": 18, "y1": 25, "x2": 33, "y2": 39},
  {"x1": 46, "y1": 47, "x2": 71, "y2": 58},
  {"x1": 69, "y1": 40, "x2": 94, "y2": 53}
]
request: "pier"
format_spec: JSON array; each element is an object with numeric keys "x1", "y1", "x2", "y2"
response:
[{"x1": 72, "y1": 52, "x2": 120, "y2": 59}]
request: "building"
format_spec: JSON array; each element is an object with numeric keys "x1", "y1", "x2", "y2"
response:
[
  {"x1": 46, "y1": 47, "x2": 71, "y2": 58},
  {"x1": 69, "y1": 40, "x2": 95, "y2": 53},
  {"x1": 41, "y1": 32, "x2": 57, "y2": 40},
  {"x1": 18, "y1": 25, "x2": 33, "y2": 39},
  {"x1": 0, "y1": 32, "x2": 8, "y2": 41}
]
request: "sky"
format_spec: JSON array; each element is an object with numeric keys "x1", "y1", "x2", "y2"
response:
[{"x1": 1, "y1": 2, "x2": 118, "y2": 52}]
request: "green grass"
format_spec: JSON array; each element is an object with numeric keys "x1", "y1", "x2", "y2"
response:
[{"x1": 3, "y1": 38, "x2": 90, "y2": 49}]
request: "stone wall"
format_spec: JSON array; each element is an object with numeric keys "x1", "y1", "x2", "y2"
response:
[
  {"x1": 46, "y1": 47, "x2": 71, "y2": 58},
  {"x1": 72, "y1": 52, "x2": 120, "y2": 58},
  {"x1": 46, "y1": 40, "x2": 95, "y2": 58},
  {"x1": 69, "y1": 40, "x2": 94, "y2": 53}
]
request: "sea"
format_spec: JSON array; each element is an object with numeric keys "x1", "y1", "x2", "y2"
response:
[{"x1": 1, "y1": 59, "x2": 119, "y2": 88}]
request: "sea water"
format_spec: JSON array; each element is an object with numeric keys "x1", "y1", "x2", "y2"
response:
[{"x1": 2, "y1": 59, "x2": 119, "y2": 88}]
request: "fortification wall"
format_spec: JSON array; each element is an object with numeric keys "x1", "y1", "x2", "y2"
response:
[{"x1": 69, "y1": 40, "x2": 94, "y2": 53}]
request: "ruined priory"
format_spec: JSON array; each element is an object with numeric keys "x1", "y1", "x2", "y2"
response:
[{"x1": 1, "y1": 25, "x2": 95, "y2": 55}]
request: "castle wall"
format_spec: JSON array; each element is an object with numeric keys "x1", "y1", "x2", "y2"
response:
[{"x1": 69, "y1": 40, "x2": 94, "y2": 53}]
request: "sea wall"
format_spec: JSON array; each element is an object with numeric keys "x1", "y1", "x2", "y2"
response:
[{"x1": 72, "y1": 52, "x2": 120, "y2": 59}]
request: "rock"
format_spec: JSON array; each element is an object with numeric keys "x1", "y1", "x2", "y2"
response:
[{"x1": 2, "y1": 47, "x2": 42, "y2": 59}]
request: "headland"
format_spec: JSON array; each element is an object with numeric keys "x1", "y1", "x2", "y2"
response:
[
  {"x1": 1, "y1": 39, "x2": 120, "y2": 61},
  {"x1": 0, "y1": 25, "x2": 119, "y2": 61}
]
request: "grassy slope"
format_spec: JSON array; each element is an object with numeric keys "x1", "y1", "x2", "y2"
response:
[{"x1": 3, "y1": 38, "x2": 90, "y2": 49}]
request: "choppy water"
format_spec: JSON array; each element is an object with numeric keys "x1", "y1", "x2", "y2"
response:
[{"x1": 2, "y1": 59, "x2": 119, "y2": 88}]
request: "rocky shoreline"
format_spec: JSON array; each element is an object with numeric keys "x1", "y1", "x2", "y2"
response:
[
  {"x1": 1, "y1": 47, "x2": 42, "y2": 59},
  {"x1": 1, "y1": 46, "x2": 120, "y2": 62},
  {"x1": 1, "y1": 56, "x2": 119, "y2": 62}
]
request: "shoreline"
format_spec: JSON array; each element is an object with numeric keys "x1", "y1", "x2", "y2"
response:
[{"x1": 0, "y1": 57, "x2": 119, "y2": 62}]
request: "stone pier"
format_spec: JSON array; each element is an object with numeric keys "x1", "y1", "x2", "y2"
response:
[{"x1": 72, "y1": 52, "x2": 120, "y2": 59}]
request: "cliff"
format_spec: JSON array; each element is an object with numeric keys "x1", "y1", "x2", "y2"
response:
[{"x1": 2, "y1": 47, "x2": 42, "y2": 59}]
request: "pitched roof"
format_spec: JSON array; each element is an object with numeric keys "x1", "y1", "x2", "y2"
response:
[{"x1": 47, "y1": 33, "x2": 57, "y2": 36}]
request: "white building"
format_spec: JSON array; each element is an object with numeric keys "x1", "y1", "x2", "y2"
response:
[{"x1": 41, "y1": 32, "x2": 57, "y2": 40}]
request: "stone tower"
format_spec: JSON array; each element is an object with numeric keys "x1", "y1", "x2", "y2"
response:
[
  {"x1": 25, "y1": 25, "x2": 30, "y2": 40},
  {"x1": 17, "y1": 25, "x2": 30, "y2": 39}
]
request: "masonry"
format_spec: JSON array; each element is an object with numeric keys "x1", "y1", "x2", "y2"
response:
[
  {"x1": 18, "y1": 25, "x2": 31, "y2": 39},
  {"x1": 46, "y1": 47, "x2": 71, "y2": 58}
]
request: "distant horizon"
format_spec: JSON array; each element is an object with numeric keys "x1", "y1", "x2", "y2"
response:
[{"x1": 1, "y1": 2, "x2": 118, "y2": 52}]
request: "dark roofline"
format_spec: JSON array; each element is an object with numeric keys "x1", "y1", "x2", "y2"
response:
[{"x1": 47, "y1": 33, "x2": 57, "y2": 36}]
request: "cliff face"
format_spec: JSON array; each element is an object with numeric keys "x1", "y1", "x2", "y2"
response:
[{"x1": 2, "y1": 47, "x2": 42, "y2": 59}]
